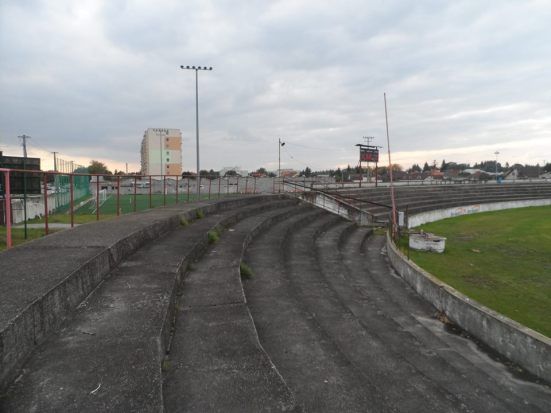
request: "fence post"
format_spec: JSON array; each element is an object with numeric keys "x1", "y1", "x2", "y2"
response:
[
  {"x1": 149, "y1": 176, "x2": 152, "y2": 208},
  {"x1": 245, "y1": 177, "x2": 249, "y2": 194},
  {"x1": 4, "y1": 171, "x2": 12, "y2": 249},
  {"x1": 116, "y1": 175, "x2": 120, "y2": 216},
  {"x1": 198, "y1": 174, "x2": 201, "y2": 200},
  {"x1": 236, "y1": 177, "x2": 239, "y2": 194},
  {"x1": 218, "y1": 177, "x2": 221, "y2": 199},
  {"x1": 175, "y1": 176, "x2": 179, "y2": 204},
  {"x1": 43, "y1": 173, "x2": 49, "y2": 235},
  {"x1": 253, "y1": 177, "x2": 257, "y2": 194},
  {"x1": 163, "y1": 176, "x2": 166, "y2": 207},
  {"x1": 133, "y1": 176, "x2": 137, "y2": 212},
  {"x1": 96, "y1": 175, "x2": 100, "y2": 221},
  {"x1": 187, "y1": 177, "x2": 190, "y2": 202},
  {"x1": 208, "y1": 178, "x2": 212, "y2": 200},
  {"x1": 70, "y1": 174, "x2": 74, "y2": 228}
]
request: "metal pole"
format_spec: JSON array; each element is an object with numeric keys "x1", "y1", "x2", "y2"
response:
[
  {"x1": 96, "y1": 175, "x2": 100, "y2": 221},
  {"x1": 195, "y1": 69, "x2": 200, "y2": 197},
  {"x1": 149, "y1": 175, "x2": 152, "y2": 208},
  {"x1": 116, "y1": 175, "x2": 120, "y2": 216},
  {"x1": 175, "y1": 176, "x2": 179, "y2": 204},
  {"x1": 218, "y1": 177, "x2": 221, "y2": 199},
  {"x1": 133, "y1": 176, "x2": 137, "y2": 212},
  {"x1": 70, "y1": 174, "x2": 74, "y2": 228},
  {"x1": 384, "y1": 93, "x2": 398, "y2": 239},
  {"x1": 43, "y1": 173, "x2": 49, "y2": 235},
  {"x1": 163, "y1": 176, "x2": 166, "y2": 206},
  {"x1": 23, "y1": 158, "x2": 27, "y2": 239},
  {"x1": 208, "y1": 177, "x2": 211, "y2": 200},
  {"x1": 4, "y1": 171, "x2": 12, "y2": 249}
]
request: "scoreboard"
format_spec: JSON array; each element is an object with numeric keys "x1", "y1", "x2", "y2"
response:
[{"x1": 360, "y1": 148, "x2": 379, "y2": 163}]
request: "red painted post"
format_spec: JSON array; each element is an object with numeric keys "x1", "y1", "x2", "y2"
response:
[
  {"x1": 163, "y1": 176, "x2": 166, "y2": 207},
  {"x1": 96, "y1": 175, "x2": 100, "y2": 221},
  {"x1": 43, "y1": 173, "x2": 49, "y2": 235},
  {"x1": 187, "y1": 177, "x2": 190, "y2": 202},
  {"x1": 208, "y1": 178, "x2": 212, "y2": 200},
  {"x1": 4, "y1": 170, "x2": 12, "y2": 249},
  {"x1": 116, "y1": 175, "x2": 120, "y2": 216},
  {"x1": 175, "y1": 176, "x2": 179, "y2": 204},
  {"x1": 133, "y1": 176, "x2": 137, "y2": 212},
  {"x1": 70, "y1": 174, "x2": 74, "y2": 228},
  {"x1": 149, "y1": 176, "x2": 152, "y2": 208}
]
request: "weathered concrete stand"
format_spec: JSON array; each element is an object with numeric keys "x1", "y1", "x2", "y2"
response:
[{"x1": 0, "y1": 195, "x2": 282, "y2": 392}]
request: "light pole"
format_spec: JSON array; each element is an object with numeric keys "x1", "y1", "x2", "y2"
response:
[
  {"x1": 278, "y1": 138, "x2": 285, "y2": 193},
  {"x1": 494, "y1": 151, "x2": 500, "y2": 182},
  {"x1": 180, "y1": 65, "x2": 213, "y2": 197}
]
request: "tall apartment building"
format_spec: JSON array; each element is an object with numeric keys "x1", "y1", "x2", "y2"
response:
[{"x1": 140, "y1": 128, "x2": 182, "y2": 176}]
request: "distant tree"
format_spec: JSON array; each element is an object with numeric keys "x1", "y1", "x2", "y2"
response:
[
  {"x1": 256, "y1": 167, "x2": 267, "y2": 175},
  {"x1": 409, "y1": 164, "x2": 422, "y2": 173},
  {"x1": 440, "y1": 159, "x2": 447, "y2": 171},
  {"x1": 88, "y1": 160, "x2": 112, "y2": 175},
  {"x1": 225, "y1": 170, "x2": 237, "y2": 177},
  {"x1": 422, "y1": 162, "x2": 430, "y2": 172},
  {"x1": 299, "y1": 166, "x2": 312, "y2": 177},
  {"x1": 268, "y1": 172, "x2": 276, "y2": 178}
]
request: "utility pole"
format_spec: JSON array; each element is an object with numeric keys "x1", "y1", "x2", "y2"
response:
[
  {"x1": 18, "y1": 135, "x2": 31, "y2": 239},
  {"x1": 51, "y1": 151, "x2": 59, "y2": 171}
]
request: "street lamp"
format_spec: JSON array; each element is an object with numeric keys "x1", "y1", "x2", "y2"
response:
[
  {"x1": 278, "y1": 138, "x2": 285, "y2": 178},
  {"x1": 494, "y1": 151, "x2": 500, "y2": 182},
  {"x1": 180, "y1": 65, "x2": 213, "y2": 197},
  {"x1": 278, "y1": 138, "x2": 285, "y2": 193}
]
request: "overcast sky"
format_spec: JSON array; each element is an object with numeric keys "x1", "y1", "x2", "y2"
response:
[{"x1": 1, "y1": 0, "x2": 550, "y2": 172}]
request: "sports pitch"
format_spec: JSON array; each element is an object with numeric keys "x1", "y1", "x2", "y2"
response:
[{"x1": 406, "y1": 206, "x2": 551, "y2": 337}]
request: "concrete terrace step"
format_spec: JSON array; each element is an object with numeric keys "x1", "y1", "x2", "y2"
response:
[
  {"x1": 162, "y1": 204, "x2": 313, "y2": 412},
  {"x1": 243, "y1": 210, "x2": 395, "y2": 412},
  {"x1": 243, "y1": 209, "x2": 551, "y2": 412},
  {"x1": 0, "y1": 196, "x2": 297, "y2": 411},
  {"x1": 326, "y1": 226, "x2": 550, "y2": 412}
]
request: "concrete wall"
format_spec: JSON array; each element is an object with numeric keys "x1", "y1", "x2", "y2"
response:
[
  {"x1": 386, "y1": 233, "x2": 551, "y2": 383},
  {"x1": 408, "y1": 199, "x2": 551, "y2": 228},
  {"x1": 299, "y1": 191, "x2": 372, "y2": 226}
]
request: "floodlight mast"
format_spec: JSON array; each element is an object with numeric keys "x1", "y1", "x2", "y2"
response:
[{"x1": 180, "y1": 65, "x2": 213, "y2": 197}]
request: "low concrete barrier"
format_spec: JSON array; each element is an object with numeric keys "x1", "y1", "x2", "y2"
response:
[
  {"x1": 386, "y1": 234, "x2": 551, "y2": 383},
  {"x1": 408, "y1": 199, "x2": 551, "y2": 228}
]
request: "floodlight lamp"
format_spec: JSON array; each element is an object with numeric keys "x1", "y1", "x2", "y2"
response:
[
  {"x1": 192, "y1": 66, "x2": 196, "y2": 69},
  {"x1": 209, "y1": 67, "x2": 213, "y2": 70}
]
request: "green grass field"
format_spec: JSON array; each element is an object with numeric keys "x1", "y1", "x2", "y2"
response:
[{"x1": 403, "y1": 206, "x2": 551, "y2": 337}]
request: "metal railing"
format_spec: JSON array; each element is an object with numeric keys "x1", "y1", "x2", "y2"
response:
[{"x1": 0, "y1": 170, "x2": 277, "y2": 250}]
